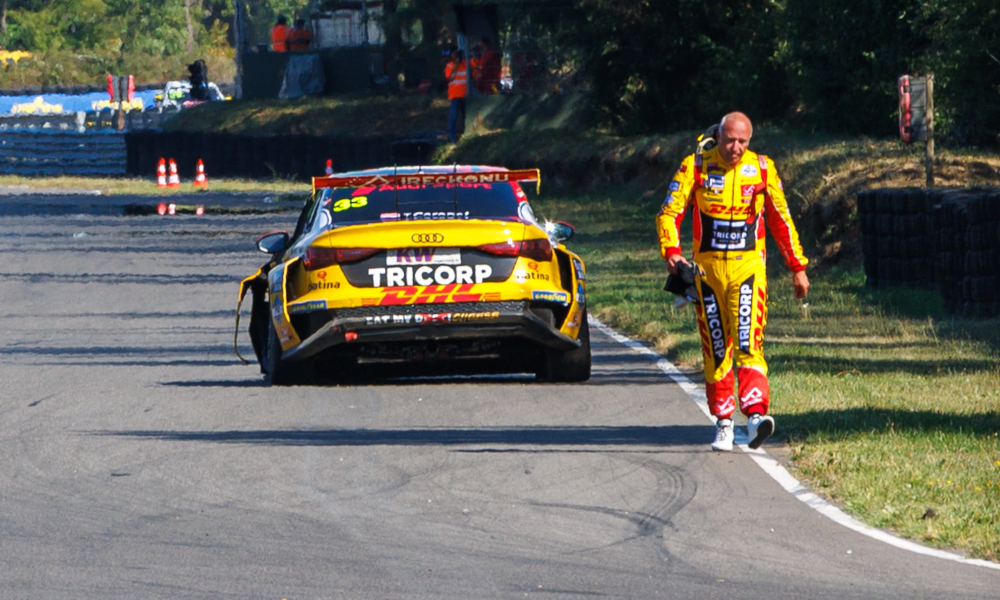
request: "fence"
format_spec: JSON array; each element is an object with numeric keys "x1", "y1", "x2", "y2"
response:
[{"x1": 858, "y1": 187, "x2": 1000, "y2": 317}]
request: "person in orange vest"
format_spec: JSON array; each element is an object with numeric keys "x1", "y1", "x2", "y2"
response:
[
  {"x1": 287, "y1": 18, "x2": 313, "y2": 52},
  {"x1": 271, "y1": 15, "x2": 288, "y2": 52},
  {"x1": 445, "y1": 48, "x2": 468, "y2": 143}
]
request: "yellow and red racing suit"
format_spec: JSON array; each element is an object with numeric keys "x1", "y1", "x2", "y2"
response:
[{"x1": 656, "y1": 146, "x2": 808, "y2": 420}]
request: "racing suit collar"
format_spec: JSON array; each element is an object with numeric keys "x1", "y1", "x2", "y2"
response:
[{"x1": 707, "y1": 146, "x2": 755, "y2": 171}]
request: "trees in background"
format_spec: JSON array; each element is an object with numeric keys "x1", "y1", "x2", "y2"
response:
[
  {"x1": 569, "y1": 0, "x2": 1000, "y2": 144},
  {"x1": 0, "y1": 0, "x2": 997, "y2": 144}
]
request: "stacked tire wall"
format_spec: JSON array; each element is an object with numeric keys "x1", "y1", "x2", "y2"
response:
[
  {"x1": 858, "y1": 187, "x2": 1000, "y2": 317},
  {"x1": 124, "y1": 131, "x2": 443, "y2": 181}
]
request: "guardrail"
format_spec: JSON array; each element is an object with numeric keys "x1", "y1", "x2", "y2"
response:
[{"x1": 0, "y1": 130, "x2": 126, "y2": 176}]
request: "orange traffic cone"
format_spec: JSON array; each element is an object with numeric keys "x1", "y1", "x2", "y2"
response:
[
  {"x1": 325, "y1": 159, "x2": 333, "y2": 176},
  {"x1": 193, "y1": 159, "x2": 208, "y2": 188},
  {"x1": 156, "y1": 158, "x2": 167, "y2": 188},
  {"x1": 167, "y1": 159, "x2": 180, "y2": 188}
]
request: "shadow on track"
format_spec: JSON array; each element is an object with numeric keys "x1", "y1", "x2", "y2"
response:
[
  {"x1": 90, "y1": 425, "x2": 714, "y2": 447},
  {"x1": 158, "y1": 367, "x2": 673, "y2": 388}
]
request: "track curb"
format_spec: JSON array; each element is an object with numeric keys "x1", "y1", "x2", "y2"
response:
[{"x1": 590, "y1": 317, "x2": 1000, "y2": 571}]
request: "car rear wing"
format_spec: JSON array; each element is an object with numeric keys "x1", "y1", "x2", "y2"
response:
[{"x1": 313, "y1": 169, "x2": 541, "y2": 194}]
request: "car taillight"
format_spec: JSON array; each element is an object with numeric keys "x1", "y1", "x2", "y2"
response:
[
  {"x1": 477, "y1": 239, "x2": 553, "y2": 261},
  {"x1": 478, "y1": 240, "x2": 520, "y2": 257},
  {"x1": 303, "y1": 247, "x2": 379, "y2": 270},
  {"x1": 519, "y1": 238, "x2": 553, "y2": 261}
]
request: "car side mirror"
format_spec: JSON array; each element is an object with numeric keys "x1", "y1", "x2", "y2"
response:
[
  {"x1": 256, "y1": 231, "x2": 289, "y2": 254},
  {"x1": 546, "y1": 221, "x2": 575, "y2": 243}
]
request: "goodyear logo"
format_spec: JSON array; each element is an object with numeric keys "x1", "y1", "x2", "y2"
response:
[
  {"x1": 532, "y1": 290, "x2": 569, "y2": 304},
  {"x1": 288, "y1": 300, "x2": 328, "y2": 315}
]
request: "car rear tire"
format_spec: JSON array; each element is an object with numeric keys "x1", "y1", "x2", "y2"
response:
[
  {"x1": 265, "y1": 320, "x2": 312, "y2": 386},
  {"x1": 537, "y1": 310, "x2": 591, "y2": 383}
]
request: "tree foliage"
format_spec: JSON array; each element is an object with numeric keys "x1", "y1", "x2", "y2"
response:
[
  {"x1": 566, "y1": 0, "x2": 1000, "y2": 143},
  {"x1": 572, "y1": 0, "x2": 788, "y2": 132},
  {"x1": 1, "y1": 0, "x2": 998, "y2": 144}
]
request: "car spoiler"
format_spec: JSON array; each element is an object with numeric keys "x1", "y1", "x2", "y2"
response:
[{"x1": 312, "y1": 169, "x2": 542, "y2": 194}]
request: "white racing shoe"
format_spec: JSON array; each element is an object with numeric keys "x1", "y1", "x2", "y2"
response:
[
  {"x1": 747, "y1": 414, "x2": 775, "y2": 449},
  {"x1": 711, "y1": 419, "x2": 734, "y2": 452}
]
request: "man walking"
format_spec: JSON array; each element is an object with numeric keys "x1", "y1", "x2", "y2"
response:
[
  {"x1": 656, "y1": 112, "x2": 810, "y2": 451},
  {"x1": 444, "y1": 48, "x2": 468, "y2": 143}
]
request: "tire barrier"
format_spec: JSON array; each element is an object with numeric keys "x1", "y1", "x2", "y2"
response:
[
  {"x1": 0, "y1": 130, "x2": 126, "y2": 176},
  {"x1": 0, "y1": 109, "x2": 168, "y2": 133},
  {"x1": 858, "y1": 187, "x2": 1000, "y2": 317},
  {"x1": 124, "y1": 130, "x2": 446, "y2": 181}
]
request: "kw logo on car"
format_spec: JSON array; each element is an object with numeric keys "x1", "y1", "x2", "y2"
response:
[
  {"x1": 412, "y1": 233, "x2": 445, "y2": 243},
  {"x1": 387, "y1": 248, "x2": 460, "y2": 265}
]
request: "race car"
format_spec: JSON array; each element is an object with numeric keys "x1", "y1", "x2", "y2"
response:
[{"x1": 235, "y1": 165, "x2": 590, "y2": 385}]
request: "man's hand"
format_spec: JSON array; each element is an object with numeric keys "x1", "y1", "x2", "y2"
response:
[
  {"x1": 666, "y1": 254, "x2": 690, "y2": 276},
  {"x1": 793, "y1": 270, "x2": 809, "y2": 299}
]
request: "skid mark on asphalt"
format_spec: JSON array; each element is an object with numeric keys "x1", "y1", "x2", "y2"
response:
[
  {"x1": 528, "y1": 459, "x2": 696, "y2": 558},
  {"x1": 590, "y1": 317, "x2": 1000, "y2": 571}
]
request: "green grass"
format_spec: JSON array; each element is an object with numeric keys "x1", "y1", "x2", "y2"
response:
[
  {"x1": 166, "y1": 94, "x2": 450, "y2": 137},
  {"x1": 526, "y1": 182, "x2": 1000, "y2": 562}
]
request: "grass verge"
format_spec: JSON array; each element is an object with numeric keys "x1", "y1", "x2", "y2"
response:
[
  {"x1": 165, "y1": 94, "x2": 450, "y2": 137},
  {"x1": 525, "y1": 182, "x2": 1000, "y2": 562}
]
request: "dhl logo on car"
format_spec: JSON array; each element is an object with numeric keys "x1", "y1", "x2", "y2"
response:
[{"x1": 362, "y1": 284, "x2": 502, "y2": 306}]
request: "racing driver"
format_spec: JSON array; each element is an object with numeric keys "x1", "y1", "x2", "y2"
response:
[{"x1": 657, "y1": 112, "x2": 809, "y2": 452}]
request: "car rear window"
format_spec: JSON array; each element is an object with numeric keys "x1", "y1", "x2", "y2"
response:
[{"x1": 312, "y1": 182, "x2": 525, "y2": 228}]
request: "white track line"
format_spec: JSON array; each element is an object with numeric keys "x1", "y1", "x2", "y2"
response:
[{"x1": 590, "y1": 318, "x2": 1000, "y2": 571}]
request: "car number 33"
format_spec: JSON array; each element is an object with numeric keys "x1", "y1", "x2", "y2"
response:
[{"x1": 333, "y1": 197, "x2": 368, "y2": 212}]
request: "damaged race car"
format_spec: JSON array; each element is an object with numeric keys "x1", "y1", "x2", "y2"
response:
[{"x1": 235, "y1": 165, "x2": 590, "y2": 385}]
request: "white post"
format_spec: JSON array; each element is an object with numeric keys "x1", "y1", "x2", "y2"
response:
[
  {"x1": 233, "y1": 0, "x2": 246, "y2": 100},
  {"x1": 925, "y1": 73, "x2": 934, "y2": 187}
]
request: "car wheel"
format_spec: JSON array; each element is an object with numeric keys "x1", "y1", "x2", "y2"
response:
[
  {"x1": 537, "y1": 310, "x2": 592, "y2": 383},
  {"x1": 265, "y1": 319, "x2": 312, "y2": 386}
]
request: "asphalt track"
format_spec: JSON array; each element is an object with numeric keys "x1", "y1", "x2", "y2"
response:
[{"x1": 1, "y1": 194, "x2": 997, "y2": 599}]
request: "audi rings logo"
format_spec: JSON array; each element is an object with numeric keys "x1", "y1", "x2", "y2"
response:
[{"x1": 411, "y1": 233, "x2": 445, "y2": 243}]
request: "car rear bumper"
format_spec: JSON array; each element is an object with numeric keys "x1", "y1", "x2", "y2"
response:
[{"x1": 283, "y1": 300, "x2": 579, "y2": 361}]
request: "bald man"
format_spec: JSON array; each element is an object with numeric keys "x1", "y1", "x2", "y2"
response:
[{"x1": 656, "y1": 112, "x2": 810, "y2": 451}]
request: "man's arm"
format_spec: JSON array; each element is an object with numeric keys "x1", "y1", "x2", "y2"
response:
[
  {"x1": 762, "y1": 157, "x2": 809, "y2": 298},
  {"x1": 656, "y1": 155, "x2": 696, "y2": 274}
]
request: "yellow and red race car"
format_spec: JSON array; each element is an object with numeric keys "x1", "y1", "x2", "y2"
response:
[{"x1": 236, "y1": 165, "x2": 590, "y2": 385}]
